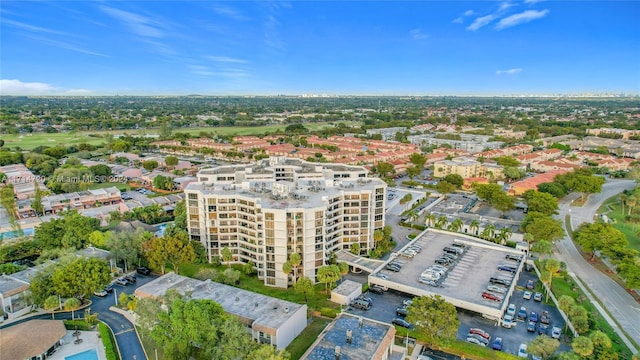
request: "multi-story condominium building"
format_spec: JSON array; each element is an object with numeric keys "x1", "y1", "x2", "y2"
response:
[
  {"x1": 407, "y1": 133, "x2": 504, "y2": 154},
  {"x1": 185, "y1": 157, "x2": 386, "y2": 288},
  {"x1": 433, "y1": 157, "x2": 504, "y2": 180}
]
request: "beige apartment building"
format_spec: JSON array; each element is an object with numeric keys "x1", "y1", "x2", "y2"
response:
[
  {"x1": 433, "y1": 157, "x2": 504, "y2": 180},
  {"x1": 185, "y1": 157, "x2": 386, "y2": 288}
]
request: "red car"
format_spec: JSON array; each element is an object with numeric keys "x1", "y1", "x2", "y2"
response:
[
  {"x1": 469, "y1": 328, "x2": 491, "y2": 340},
  {"x1": 482, "y1": 292, "x2": 503, "y2": 302}
]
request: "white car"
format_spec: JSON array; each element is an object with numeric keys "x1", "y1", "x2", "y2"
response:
[
  {"x1": 551, "y1": 326, "x2": 562, "y2": 339},
  {"x1": 487, "y1": 285, "x2": 507, "y2": 294},
  {"x1": 506, "y1": 303, "x2": 516, "y2": 317},
  {"x1": 523, "y1": 291, "x2": 533, "y2": 300},
  {"x1": 518, "y1": 343, "x2": 528, "y2": 358},
  {"x1": 466, "y1": 337, "x2": 487, "y2": 347},
  {"x1": 403, "y1": 299, "x2": 414, "y2": 307},
  {"x1": 502, "y1": 314, "x2": 514, "y2": 328}
]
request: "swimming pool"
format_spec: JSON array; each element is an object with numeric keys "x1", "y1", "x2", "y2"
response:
[
  {"x1": 154, "y1": 222, "x2": 173, "y2": 237},
  {"x1": 0, "y1": 227, "x2": 35, "y2": 240},
  {"x1": 65, "y1": 349, "x2": 99, "y2": 360}
]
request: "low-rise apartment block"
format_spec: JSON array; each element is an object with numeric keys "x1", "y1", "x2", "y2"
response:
[
  {"x1": 16, "y1": 186, "x2": 121, "y2": 217},
  {"x1": 433, "y1": 157, "x2": 504, "y2": 180},
  {"x1": 185, "y1": 157, "x2": 386, "y2": 288},
  {"x1": 135, "y1": 272, "x2": 307, "y2": 350}
]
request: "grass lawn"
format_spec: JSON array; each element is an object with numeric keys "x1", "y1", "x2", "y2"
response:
[
  {"x1": 598, "y1": 195, "x2": 640, "y2": 251},
  {"x1": 286, "y1": 317, "x2": 331, "y2": 359},
  {"x1": 136, "y1": 326, "x2": 163, "y2": 360},
  {"x1": 88, "y1": 181, "x2": 131, "y2": 191},
  {"x1": 179, "y1": 263, "x2": 339, "y2": 311},
  {"x1": 0, "y1": 123, "x2": 342, "y2": 151}
]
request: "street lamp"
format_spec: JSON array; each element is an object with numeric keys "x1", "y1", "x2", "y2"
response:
[{"x1": 114, "y1": 288, "x2": 118, "y2": 306}]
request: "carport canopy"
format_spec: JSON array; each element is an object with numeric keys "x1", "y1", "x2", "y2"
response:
[{"x1": 334, "y1": 250, "x2": 385, "y2": 273}]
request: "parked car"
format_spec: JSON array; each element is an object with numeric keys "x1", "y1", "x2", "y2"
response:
[
  {"x1": 391, "y1": 318, "x2": 413, "y2": 329},
  {"x1": 518, "y1": 344, "x2": 528, "y2": 358},
  {"x1": 369, "y1": 286, "x2": 385, "y2": 295},
  {"x1": 505, "y1": 254, "x2": 522, "y2": 262},
  {"x1": 467, "y1": 333, "x2": 489, "y2": 346},
  {"x1": 136, "y1": 267, "x2": 151, "y2": 275},
  {"x1": 487, "y1": 285, "x2": 507, "y2": 294},
  {"x1": 527, "y1": 321, "x2": 537, "y2": 332},
  {"x1": 357, "y1": 296, "x2": 373, "y2": 304},
  {"x1": 526, "y1": 279, "x2": 535, "y2": 290},
  {"x1": 125, "y1": 274, "x2": 136, "y2": 284},
  {"x1": 529, "y1": 311, "x2": 538, "y2": 323},
  {"x1": 396, "y1": 307, "x2": 408, "y2": 317},
  {"x1": 419, "y1": 278, "x2": 438, "y2": 286},
  {"x1": 468, "y1": 328, "x2": 491, "y2": 340},
  {"x1": 502, "y1": 315, "x2": 514, "y2": 328},
  {"x1": 490, "y1": 277, "x2": 511, "y2": 286},
  {"x1": 523, "y1": 291, "x2": 533, "y2": 300},
  {"x1": 402, "y1": 299, "x2": 414, "y2": 307},
  {"x1": 533, "y1": 292, "x2": 543, "y2": 302},
  {"x1": 517, "y1": 307, "x2": 527, "y2": 320},
  {"x1": 115, "y1": 277, "x2": 128, "y2": 286},
  {"x1": 386, "y1": 264, "x2": 401, "y2": 272},
  {"x1": 541, "y1": 310, "x2": 551, "y2": 325},
  {"x1": 351, "y1": 299, "x2": 371, "y2": 310},
  {"x1": 466, "y1": 337, "x2": 486, "y2": 347},
  {"x1": 551, "y1": 327, "x2": 562, "y2": 339},
  {"x1": 538, "y1": 323, "x2": 549, "y2": 335},
  {"x1": 498, "y1": 265, "x2": 517, "y2": 273},
  {"x1": 104, "y1": 284, "x2": 114, "y2": 293},
  {"x1": 482, "y1": 292, "x2": 503, "y2": 302},
  {"x1": 93, "y1": 289, "x2": 108, "y2": 297},
  {"x1": 492, "y1": 337, "x2": 503, "y2": 351},
  {"x1": 506, "y1": 303, "x2": 516, "y2": 317},
  {"x1": 435, "y1": 258, "x2": 451, "y2": 265}
]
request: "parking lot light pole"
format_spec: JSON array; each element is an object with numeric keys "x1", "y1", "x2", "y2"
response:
[{"x1": 114, "y1": 288, "x2": 118, "y2": 306}]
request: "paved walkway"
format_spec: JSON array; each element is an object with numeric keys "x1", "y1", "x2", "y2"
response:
[{"x1": 555, "y1": 179, "x2": 639, "y2": 353}]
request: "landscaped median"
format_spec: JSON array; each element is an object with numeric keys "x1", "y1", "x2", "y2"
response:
[{"x1": 98, "y1": 322, "x2": 120, "y2": 360}]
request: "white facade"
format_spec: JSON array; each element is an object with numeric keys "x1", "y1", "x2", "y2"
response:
[{"x1": 185, "y1": 157, "x2": 386, "y2": 288}]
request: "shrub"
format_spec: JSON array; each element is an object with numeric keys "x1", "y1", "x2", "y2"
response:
[
  {"x1": 320, "y1": 307, "x2": 339, "y2": 318},
  {"x1": 63, "y1": 319, "x2": 92, "y2": 331},
  {"x1": 98, "y1": 322, "x2": 120, "y2": 360}
]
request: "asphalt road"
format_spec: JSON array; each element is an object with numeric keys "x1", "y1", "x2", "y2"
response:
[
  {"x1": 555, "y1": 178, "x2": 640, "y2": 352},
  {"x1": 1, "y1": 273, "x2": 156, "y2": 360}
]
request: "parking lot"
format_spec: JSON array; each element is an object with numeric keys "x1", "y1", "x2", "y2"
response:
[
  {"x1": 345, "y1": 264, "x2": 570, "y2": 357},
  {"x1": 369, "y1": 230, "x2": 526, "y2": 319}
]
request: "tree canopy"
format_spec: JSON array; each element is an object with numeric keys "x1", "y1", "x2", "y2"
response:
[
  {"x1": 406, "y1": 295, "x2": 459, "y2": 347},
  {"x1": 574, "y1": 222, "x2": 628, "y2": 260},
  {"x1": 523, "y1": 190, "x2": 559, "y2": 216}
]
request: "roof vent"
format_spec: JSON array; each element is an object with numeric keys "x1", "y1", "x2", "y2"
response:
[
  {"x1": 346, "y1": 329, "x2": 353, "y2": 344},
  {"x1": 284, "y1": 307, "x2": 289, "y2": 314},
  {"x1": 334, "y1": 346, "x2": 341, "y2": 359},
  {"x1": 359, "y1": 316, "x2": 364, "y2": 328},
  {"x1": 235, "y1": 297, "x2": 239, "y2": 301}
]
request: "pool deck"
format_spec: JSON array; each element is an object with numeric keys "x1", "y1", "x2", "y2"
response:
[{"x1": 49, "y1": 330, "x2": 107, "y2": 360}]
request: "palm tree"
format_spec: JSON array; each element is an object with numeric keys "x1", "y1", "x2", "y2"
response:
[
  {"x1": 619, "y1": 193, "x2": 628, "y2": 216},
  {"x1": 435, "y1": 216, "x2": 448, "y2": 230},
  {"x1": 497, "y1": 227, "x2": 513, "y2": 244},
  {"x1": 317, "y1": 265, "x2": 340, "y2": 295},
  {"x1": 406, "y1": 209, "x2": 420, "y2": 224},
  {"x1": 282, "y1": 261, "x2": 292, "y2": 285},
  {"x1": 480, "y1": 224, "x2": 496, "y2": 241},
  {"x1": 64, "y1": 298, "x2": 81, "y2": 320},
  {"x1": 423, "y1": 213, "x2": 436, "y2": 227},
  {"x1": 469, "y1": 220, "x2": 480, "y2": 236},
  {"x1": 44, "y1": 295, "x2": 59, "y2": 320},
  {"x1": 448, "y1": 219, "x2": 463, "y2": 233},
  {"x1": 290, "y1": 253, "x2": 302, "y2": 285},
  {"x1": 627, "y1": 195, "x2": 639, "y2": 216}
]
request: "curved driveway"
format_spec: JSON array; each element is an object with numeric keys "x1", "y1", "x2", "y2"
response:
[{"x1": 555, "y1": 179, "x2": 639, "y2": 352}]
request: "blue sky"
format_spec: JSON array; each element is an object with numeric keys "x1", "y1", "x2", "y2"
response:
[{"x1": 1, "y1": 1, "x2": 638, "y2": 96}]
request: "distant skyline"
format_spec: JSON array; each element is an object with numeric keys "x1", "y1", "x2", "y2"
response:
[{"x1": 1, "y1": 1, "x2": 638, "y2": 96}]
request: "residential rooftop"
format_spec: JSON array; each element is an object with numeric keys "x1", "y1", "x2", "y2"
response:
[
  {"x1": 302, "y1": 313, "x2": 396, "y2": 360},
  {"x1": 135, "y1": 272, "x2": 306, "y2": 334}
]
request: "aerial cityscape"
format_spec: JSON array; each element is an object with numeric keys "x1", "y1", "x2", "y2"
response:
[{"x1": 1, "y1": 1, "x2": 639, "y2": 360}]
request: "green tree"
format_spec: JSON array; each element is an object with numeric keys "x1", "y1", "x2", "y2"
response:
[
  {"x1": 406, "y1": 295, "x2": 459, "y2": 347},
  {"x1": 165, "y1": 155, "x2": 179, "y2": 168},
  {"x1": 469, "y1": 219, "x2": 479, "y2": 235},
  {"x1": 31, "y1": 183, "x2": 44, "y2": 216},
  {"x1": 221, "y1": 246, "x2": 233, "y2": 267},
  {"x1": 143, "y1": 236, "x2": 169, "y2": 274},
  {"x1": 409, "y1": 153, "x2": 427, "y2": 169},
  {"x1": 247, "y1": 346, "x2": 290, "y2": 360},
  {"x1": 495, "y1": 156, "x2": 520, "y2": 167},
  {"x1": 443, "y1": 174, "x2": 463, "y2": 187},
  {"x1": 572, "y1": 336, "x2": 594, "y2": 357},
  {"x1": 532, "y1": 240, "x2": 553, "y2": 260},
  {"x1": 0, "y1": 263, "x2": 23, "y2": 275},
  {"x1": 243, "y1": 260, "x2": 256, "y2": 275},
  {"x1": 617, "y1": 258, "x2": 640, "y2": 289},
  {"x1": 558, "y1": 295, "x2": 575, "y2": 314},
  {"x1": 436, "y1": 181, "x2": 456, "y2": 198},
  {"x1": 106, "y1": 229, "x2": 146, "y2": 272},
  {"x1": 282, "y1": 261, "x2": 292, "y2": 284},
  {"x1": 153, "y1": 174, "x2": 174, "y2": 191},
  {"x1": 317, "y1": 265, "x2": 341, "y2": 294},
  {"x1": 44, "y1": 295, "x2": 59, "y2": 319},
  {"x1": 87, "y1": 230, "x2": 107, "y2": 248},
  {"x1": 164, "y1": 231, "x2": 196, "y2": 274},
  {"x1": 143, "y1": 160, "x2": 159, "y2": 172},
  {"x1": 289, "y1": 253, "x2": 302, "y2": 284},
  {"x1": 523, "y1": 190, "x2": 559, "y2": 216},
  {"x1": 496, "y1": 227, "x2": 513, "y2": 244},
  {"x1": 64, "y1": 297, "x2": 81, "y2": 320},
  {"x1": 89, "y1": 164, "x2": 112, "y2": 181},
  {"x1": 574, "y1": 222, "x2": 628, "y2": 260},
  {"x1": 406, "y1": 165, "x2": 421, "y2": 180},
  {"x1": 448, "y1": 218, "x2": 464, "y2": 233},
  {"x1": 294, "y1": 276, "x2": 315, "y2": 303},
  {"x1": 350, "y1": 243, "x2": 361, "y2": 255},
  {"x1": 521, "y1": 213, "x2": 564, "y2": 243},
  {"x1": 589, "y1": 330, "x2": 612, "y2": 350},
  {"x1": 52, "y1": 257, "x2": 110, "y2": 299},
  {"x1": 528, "y1": 334, "x2": 560, "y2": 359},
  {"x1": 374, "y1": 162, "x2": 394, "y2": 178},
  {"x1": 503, "y1": 166, "x2": 526, "y2": 181},
  {"x1": 543, "y1": 258, "x2": 561, "y2": 297}
]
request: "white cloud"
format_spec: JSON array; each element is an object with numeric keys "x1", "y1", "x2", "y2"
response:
[
  {"x1": 100, "y1": 6, "x2": 164, "y2": 38},
  {"x1": 206, "y1": 56, "x2": 249, "y2": 64},
  {"x1": 409, "y1": 29, "x2": 429, "y2": 40},
  {"x1": 466, "y1": 15, "x2": 497, "y2": 31},
  {"x1": 464, "y1": 10, "x2": 475, "y2": 16},
  {"x1": 0, "y1": 79, "x2": 55, "y2": 95},
  {"x1": 496, "y1": 9, "x2": 549, "y2": 30},
  {"x1": 496, "y1": 68, "x2": 523, "y2": 75},
  {"x1": 452, "y1": 17, "x2": 464, "y2": 24},
  {"x1": 211, "y1": 5, "x2": 250, "y2": 21},
  {"x1": 27, "y1": 35, "x2": 109, "y2": 57},
  {"x1": 3, "y1": 19, "x2": 70, "y2": 36},
  {"x1": 524, "y1": 0, "x2": 545, "y2": 4},
  {"x1": 498, "y1": 2, "x2": 515, "y2": 12}
]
